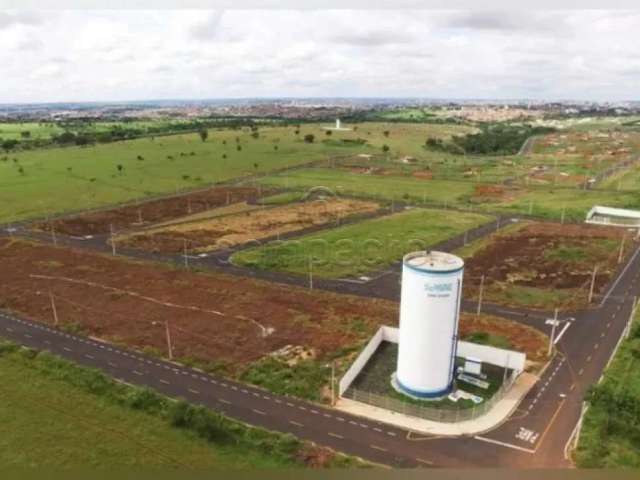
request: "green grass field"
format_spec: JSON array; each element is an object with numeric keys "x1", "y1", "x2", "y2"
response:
[
  {"x1": 0, "y1": 122, "x2": 474, "y2": 224},
  {"x1": 257, "y1": 167, "x2": 477, "y2": 205},
  {"x1": 0, "y1": 122, "x2": 65, "y2": 140},
  {"x1": 575, "y1": 310, "x2": 640, "y2": 467},
  {"x1": 232, "y1": 207, "x2": 492, "y2": 278},
  {"x1": 0, "y1": 346, "x2": 293, "y2": 468}
]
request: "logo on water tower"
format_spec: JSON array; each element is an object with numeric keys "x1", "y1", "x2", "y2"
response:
[{"x1": 424, "y1": 281, "x2": 453, "y2": 297}]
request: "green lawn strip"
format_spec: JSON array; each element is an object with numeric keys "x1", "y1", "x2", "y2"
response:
[
  {"x1": 0, "y1": 340, "x2": 360, "y2": 469},
  {"x1": 232, "y1": 207, "x2": 492, "y2": 279},
  {"x1": 575, "y1": 311, "x2": 640, "y2": 467},
  {"x1": 257, "y1": 168, "x2": 477, "y2": 204}
]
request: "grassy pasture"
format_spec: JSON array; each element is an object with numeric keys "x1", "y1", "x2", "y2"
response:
[
  {"x1": 0, "y1": 122, "x2": 473, "y2": 224},
  {"x1": 0, "y1": 344, "x2": 296, "y2": 469},
  {"x1": 576, "y1": 310, "x2": 640, "y2": 467},
  {"x1": 232, "y1": 207, "x2": 492, "y2": 278}
]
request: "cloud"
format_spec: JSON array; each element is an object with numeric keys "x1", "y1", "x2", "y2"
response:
[
  {"x1": 439, "y1": 11, "x2": 566, "y2": 34},
  {"x1": 189, "y1": 10, "x2": 225, "y2": 41},
  {"x1": 329, "y1": 29, "x2": 416, "y2": 47},
  {"x1": 0, "y1": 11, "x2": 43, "y2": 30},
  {"x1": 1, "y1": 9, "x2": 639, "y2": 103}
]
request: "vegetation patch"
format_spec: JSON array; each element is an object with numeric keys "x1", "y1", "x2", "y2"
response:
[{"x1": 233, "y1": 207, "x2": 492, "y2": 278}]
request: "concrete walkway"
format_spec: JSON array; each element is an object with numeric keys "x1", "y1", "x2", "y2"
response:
[{"x1": 334, "y1": 372, "x2": 538, "y2": 436}]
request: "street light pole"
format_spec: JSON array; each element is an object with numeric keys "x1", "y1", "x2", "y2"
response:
[
  {"x1": 165, "y1": 320, "x2": 173, "y2": 360},
  {"x1": 548, "y1": 308, "x2": 559, "y2": 357},
  {"x1": 476, "y1": 275, "x2": 485, "y2": 318}
]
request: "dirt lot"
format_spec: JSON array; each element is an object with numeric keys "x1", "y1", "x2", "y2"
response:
[
  {"x1": 117, "y1": 198, "x2": 380, "y2": 254},
  {"x1": 460, "y1": 222, "x2": 633, "y2": 309},
  {"x1": 0, "y1": 238, "x2": 394, "y2": 372},
  {"x1": 34, "y1": 187, "x2": 264, "y2": 236},
  {"x1": 0, "y1": 239, "x2": 549, "y2": 375}
]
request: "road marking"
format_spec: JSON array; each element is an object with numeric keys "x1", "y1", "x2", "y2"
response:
[
  {"x1": 252, "y1": 409, "x2": 266, "y2": 416},
  {"x1": 84, "y1": 354, "x2": 95, "y2": 360},
  {"x1": 188, "y1": 388, "x2": 200, "y2": 394},
  {"x1": 387, "y1": 431, "x2": 397, "y2": 437},
  {"x1": 289, "y1": 420, "x2": 304, "y2": 427},
  {"x1": 133, "y1": 370, "x2": 144, "y2": 376},
  {"x1": 108, "y1": 361, "x2": 117, "y2": 368},
  {"x1": 554, "y1": 321, "x2": 572, "y2": 344},
  {"x1": 160, "y1": 379, "x2": 170, "y2": 385},
  {"x1": 218, "y1": 398, "x2": 231, "y2": 404},
  {"x1": 373, "y1": 427, "x2": 383, "y2": 433},
  {"x1": 370, "y1": 445, "x2": 387, "y2": 452},
  {"x1": 286, "y1": 402, "x2": 294, "y2": 407},
  {"x1": 24, "y1": 333, "x2": 32, "y2": 338},
  {"x1": 416, "y1": 458, "x2": 434, "y2": 466},
  {"x1": 578, "y1": 368, "x2": 584, "y2": 376},
  {"x1": 587, "y1": 355, "x2": 592, "y2": 362},
  {"x1": 474, "y1": 436, "x2": 535, "y2": 454},
  {"x1": 63, "y1": 347, "x2": 72, "y2": 352},
  {"x1": 594, "y1": 343, "x2": 599, "y2": 350},
  {"x1": 328, "y1": 432, "x2": 344, "y2": 439}
]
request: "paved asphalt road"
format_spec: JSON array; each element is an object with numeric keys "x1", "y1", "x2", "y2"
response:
[{"x1": 2, "y1": 218, "x2": 639, "y2": 467}]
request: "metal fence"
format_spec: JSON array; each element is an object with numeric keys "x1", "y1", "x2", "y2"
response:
[{"x1": 342, "y1": 370, "x2": 518, "y2": 423}]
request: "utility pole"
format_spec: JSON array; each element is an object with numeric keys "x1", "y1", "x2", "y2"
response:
[
  {"x1": 308, "y1": 256, "x2": 313, "y2": 290},
  {"x1": 183, "y1": 239, "x2": 189, "y2": 268},
  {"x1": 165, "y1": 320, "x2": 174, "y2": 360},
  {"x1": 463, "y1": 230, "x2": 468, "y2": 246},
  {"x1": 49, "y1": 290, "x2": 59, "y2": 327},
  {"x1": 618, "y1": 235, "x2": 626, "y2": 264},
  {"x1": 331, "y1": 361, "x2": 336, "y2": 406},
  {"x1": 476, "y1": 275, "x2": 485, "y2": 317},
  {"x1": 226, "y1": 191, "x2": 230, "y2": 205},
  {"x1": 110, "y1": 223, "x2": 116, "y2": 256},
  {"x1": 137, "y1": 207, "x2": 143, "y2": 224},
  {"x1": 626, "y1": 296, "x2": 637, "y2": 339},
  {"x1": 187, "y1": 198, "x2": 192, "y2": 214},
  {"x1": 50, "y1": 222, "x2": 57, "y2": 247},
  {"x1": 548, "y1": 308, "x2": 559, "y2": 357},
  {"x1": 528, "y1": 200, "x2": 533, "y2": 216},
  {"x1": 496, "y1": 217, "x2": 501, "y2": 232},
  {"x1": 588, "y1": 266, "x2": 598, "y2": 303},
  {"x1": 561, "y1": 205, "x2": 566, "y2": 225}
]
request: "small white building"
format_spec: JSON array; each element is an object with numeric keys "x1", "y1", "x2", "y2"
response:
[{"x1": 586, "y1": 205, "x2": 640, "y2": 228}]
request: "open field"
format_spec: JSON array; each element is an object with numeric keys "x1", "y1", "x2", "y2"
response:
[
  {"x1": 456, "y1": 222, "x2": 632, "y2": 310},
  {"x1": 257, "y1": 167, "x2": 640, "y2": 221},
  {"x1": 117, "y1": 198, "x2": 380, "y2": 254},
  {"x1": 257, "y1": 167, "x2": 477, "y2": 204},
  {"x1": 0, "y1": 340, "x2": 354, "y2": 469},
  {"x1": 35, "y1": 186, "x2": 263, "y2": 236},
  {"x1": 0, "y1": 346, "x2": 288, "y2": 468},
  {"x1": 575, "y1": 310, "x2": 640, "y2": 467},
  {"x1": 0, "y1": 238, "x2": 396, "y2": 399},
  {"x1": 0, "y1": 122, "x2": 65, "y2": 140},
  {"x1": 232, "y1": 207, "x2": 492, "y2": 278},
  {"x1": 0, "y1": 122, "x2": 473, "y2": 224}
]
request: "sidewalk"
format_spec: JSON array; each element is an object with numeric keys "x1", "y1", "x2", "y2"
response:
[{"x1": 334, "y1": 372, "x2": 538, "y2": 436}]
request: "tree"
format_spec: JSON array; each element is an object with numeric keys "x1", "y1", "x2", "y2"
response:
[
  {"x1": 2, "y1": 139, "x2": 19, "y2": 151},
  {"x1": 382, "y1": 144, "x2": 390, "y2": 153},
  {"x1": 237, "y1": 145, "x2": 242, "y2": 151},
  {"x1": 18, "y1": 166, "x2": 24, "y2": 175},
  {"x1": 117, "y1": 164, "x2": 124, "y2": 173},
  {"x1": 198, "y1": 129, "x2": 208, "y2": 142},
  {"x1": 304, "y1": 134, "x2": 315, "y2": 144},
  {"x1": 383, "y1": 130, "x2": 390, "y2": 137},
  {"x1": 325, "y1": 130, "x2": 332, "y2": 136},
  {"x1": 20, "y1": 131, "x2": 31, "y2": 138},
  {"x1": 253, "y1": 162, "x2": 259, "y2": 170}
]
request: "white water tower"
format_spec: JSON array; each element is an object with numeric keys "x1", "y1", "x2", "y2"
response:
[{"x1": 394, "y1": 251, "x2": 464, "y2": 398}]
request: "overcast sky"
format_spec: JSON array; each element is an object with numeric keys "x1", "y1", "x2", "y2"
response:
[{"x1": 1, "y1": 9, "x2": 639, "y2": 103}]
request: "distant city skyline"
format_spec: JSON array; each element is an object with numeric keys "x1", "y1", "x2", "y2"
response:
[{"x1": 1, "y1": 9, "x2": 639, "y2": 103}]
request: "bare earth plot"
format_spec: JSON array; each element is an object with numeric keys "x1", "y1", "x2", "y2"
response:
[
  {"x1": 0, "y1": 239, "x2": 543, "y2": 402},
  {"x1": 35, "y1": 186, "x2": 263, "y2": 236},
  {"x1": 116, "y1": 198, "x2": 380, "y2": 254},
  {"x1": 457, "y1": 222, "x2": 634, "y2": 310}
]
